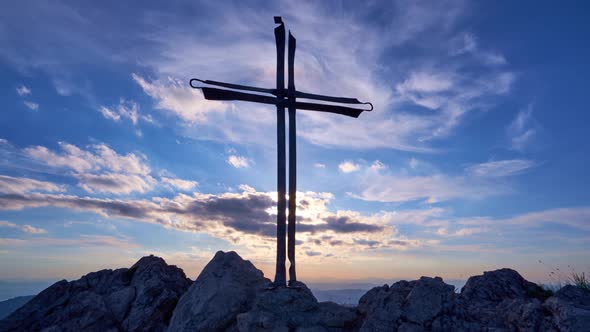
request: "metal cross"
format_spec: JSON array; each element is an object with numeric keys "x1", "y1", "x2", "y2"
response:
[{"x1": 190, "y1": 16, "x2": 372, "y2": 287}]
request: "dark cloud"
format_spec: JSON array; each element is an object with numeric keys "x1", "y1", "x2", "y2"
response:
[
  {"x1": 305, "y1": 250, "x2": 321, "y2": 257},
  {"x1": 0, "y1": 191, "x2": 384, "y2": 240},
  {"x1": 298, "y1": 215, "x2": 384, "y2": 234},
  {"x1": 389, "y1": 240, "x2": 411, "y2": 246},
  {"x1": 354, "y1": 239, "x2": 380, "y2": 247}
]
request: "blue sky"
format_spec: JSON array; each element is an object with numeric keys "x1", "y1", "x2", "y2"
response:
[{"x1": 1, "y1": 0, "x2": 589, "y2": 292}]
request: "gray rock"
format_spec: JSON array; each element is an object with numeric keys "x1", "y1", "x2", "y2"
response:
[
  {"x1": 237, "y1": 281, "x2": 357, "y2": 332},
  {"x1": 0, "y1": 255, "x2": 190, "y2": 332},
  {"x1": 543, "y1": 285, "x2": 590, "y2": 332},
  {"x1": 3, "y1": 251, "x2": 590, "y2": 332},
  {"x1": 452, "y1": 268, "x2": 550, "y2": 330},
  {"x1": 167, "y1": 251, "x2": 271, "y2": 332},
  {"x1": 357, "y1": 277, "x2": 454, "y2": 331},
  {"x1": 237, "y1": 282, "x2": 321, "y2": 331},
  {"x1": 460, "y1": 268, "x2": 540, "y2": 303},
  {"x1": 404, "y1": 277, "x2": 455, "y2": 324}
]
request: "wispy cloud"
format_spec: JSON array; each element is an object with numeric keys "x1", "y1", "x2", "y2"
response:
[
  {"x1": 16, "y1": 85, "x2": 31, "y2": 96},
  {"x1": 23, "y1": 142, "x2": 155, "y2": 195},
  {"x1": 0, "y1": 175, "x2": 64, "y2": 194},
  {"x1": 450, "y1": 32, "x2": 507, "y2": 65},
  {"x1": 508, "y1": 104, "x2": 539, "y2": 151},
  {"x1": 132, "y1": 74, "x2": 228, "y2": 123},
  {"x1": 98, "y1": 98, "x2": 152, "y2": 125},
  {"x1": 161, "y1": 177, "x2": 198, "y2": 191},
  {"x1": 338, "y1": 161, "x2": 361, "y2": 173},
  {"x1": 352, "y1": 160, "x2": 512, "y2": 203},
  {"x1": 122, "y1": 1, "x2": 515, "y2": 152},
  {"x1": 227, "y1": 155, "x2": 251, "y2": 168},
  {"x1": 0, "y1": 235, "x2": 136, "y2": 249},
  {"x1": 0, "y1": 221, "x2": 47, "y2": 234},
  {"x1": 466, "y1": 159, "x2": 536, "y2": 177},
  {"x1": 23, "y1": 101, "x2": 39, "y2": 110}
]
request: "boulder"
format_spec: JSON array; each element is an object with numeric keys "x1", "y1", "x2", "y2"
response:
[
  {"x1": 236, "y1": 281, "x2": 358, "y2": 331},
  {"x1": 0, "y1": 255, "x2": 190, "y2": 332},
  {"x1": 167, "y1": 251, "x2": 271, "y2": 331},
  {"x1": 357, "y1": 276, "x2": 454, "y2": 331},
  {"x1": 448, "y1": 268, "x2": 552, "y2": 330},
  {"x1": 460, "y1": 268, "x2": 542, "y2": 303},
  {"x1": 543, "y1": 285, "x2": 590, "y2": 332}
]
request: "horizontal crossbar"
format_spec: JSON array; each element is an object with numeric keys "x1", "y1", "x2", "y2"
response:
[
  {"x1": 190, "y1": 78, "x2": 373, "y2": 111},
  {"x1": 200, "y1": 87, "x2": 367, "y2": 118}
]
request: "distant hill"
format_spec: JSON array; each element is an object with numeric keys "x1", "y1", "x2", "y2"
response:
[
  {"x1": 312, "y1": 288, "x2": 367, "y2": 306},
  {"x1": 0, "y1": 295, "x2": 34, "y2": 320}
]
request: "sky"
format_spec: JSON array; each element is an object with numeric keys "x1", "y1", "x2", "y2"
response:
[{"x1": 1, "y1": 0, "x2": 589, "y2": 295}]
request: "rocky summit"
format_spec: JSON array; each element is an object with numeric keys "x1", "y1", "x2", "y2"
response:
[
  {"x1": 1, "y1": 252, "x2": 589, "y2": 332},
  {"x1": 0, "y1": 255, "x2": 191, "y2": 332}
]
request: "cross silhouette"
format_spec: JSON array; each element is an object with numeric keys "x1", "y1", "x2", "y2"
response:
[{"x1": 190, "y1": 16, "x2": 372, "y2": 287}]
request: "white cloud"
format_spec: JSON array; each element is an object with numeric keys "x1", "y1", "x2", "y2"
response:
[
  {"x1": 75, "y1": 173, "x2": 156, "y2": 195},
  {"x1": 126, "y1": 1, "x2": 515, "y2": 152},
  {"x1": 161, "y1": 177, "x2": 198, "y2": 191},
  {"x1": 24, "y1": 142, "x2": 150, "y2": 175},
  {"x1": 436, "y1": 226, "x2": 486, "y2": 237},
  {"x1": 450, "y1": 32, "x2": 507, "y2": 65},
  {"x1": 99, "y1": 106, "x2": 121, "y2": 121},
  {"x1": 23, "y1": 101, "x2": 39, "y2": 110},
  {"x1": 369, "y1": 160, "x2": 386, "y2": 171},
  {"x1": 0, "y1": 2, "x2": 518, "y2": 153},
  {"x1": 0, "y1": 221, "x2": 47, "y2": 234},
  {"x1": 466, "y1": 159, "x2": 536, "y2": 177},
  {"x1": 0, "y1": 175, "x2": 64, "y2": 194},
  {"x1": 353, "y1": 160, "x2": 509, "y2": 203},
  {"x1": 238, "y1": 184, "x2": 256, "y2": 193},
  {"x1": 132, "y1": 74, "x2": 228, "y2": 123},
  {"x1": 508, "y1": 104, "x2": 538, "y2": 151},
  {"x1": 314, "y1": 163, "x2": 326, "y2": 169},
  {"x1": 99, "y1": 99, "x2": 151, "y2": 125},
  {"x1": 396, "y1": 71, "x2": 454, "y2": 94},
  {"x1": 227, "y1": 155, "x2": 251, "y2": 168},
  {"x1": 23, "y1": 142, "x2": 154, "y2": 195},
  {"x1": 21, "y1": 224, "x2": 48, "y2": 234},
  {"x1": 338, "y1": 161, "x2": 361, "y2": 173},
  {"x1": 16, "y1": 85, "x2": 31, "y2": 96}
]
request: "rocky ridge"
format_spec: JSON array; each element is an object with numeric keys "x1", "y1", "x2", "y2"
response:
[{"x1": 1, "y1": 251, "x2": 589, "y2": 332}]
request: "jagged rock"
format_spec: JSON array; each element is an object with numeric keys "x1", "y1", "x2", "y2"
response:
[
  {"x1": 0, "y1": 255, "x2": 190, "y2": 332},
  {"x1": 357, "y1": 276, "x2": 454, "y2": 331},
  {"x1": 3, "y1": 250, "x2": 590, "y2": 332},
  {"x1": 237, "y1": 281, "x2": 357, "y2": 332},
  {"x1": 454, "y1": 268, "x2": 551, "y2": 330},
  {"x1": 167, "y1": 251, "x2": 271, "y2": 332},
  {"x1": 461, "y1": 268, "x2": 542, "y2": 302},
  {"x1": 543, "y1": 285, "x2": 590, "y2": 332}
]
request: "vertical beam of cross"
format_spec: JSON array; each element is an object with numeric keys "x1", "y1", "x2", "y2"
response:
[
  {"x1": 190, "y1": 17, "x2": 372, "y2": 287},
  {"x1": 287, "y1": 32, "x2": 297, "y2": 285},
  {"x1": 273, "y1": 17, "x2": 287, "y2": 287}
]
